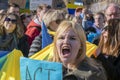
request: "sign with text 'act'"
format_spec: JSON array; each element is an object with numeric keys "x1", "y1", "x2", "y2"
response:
[{"x1": 20, "y1": 57, "x2": 62, "y2": 80}]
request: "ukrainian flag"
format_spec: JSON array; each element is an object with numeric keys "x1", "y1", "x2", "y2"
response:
[
  {"x1": 0, "y1": 49, "x2": 23, "y2": 80},
  {"x1": 67, "y1": 3, "x2": 83, "y2": 15},
  {"x1": 41, "y1": 21, "x2": 53, "y2": 49}
]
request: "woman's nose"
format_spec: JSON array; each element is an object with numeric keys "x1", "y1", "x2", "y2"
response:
[{"x1": 63, "y1": 37, "x2": 69, "y2": 44}]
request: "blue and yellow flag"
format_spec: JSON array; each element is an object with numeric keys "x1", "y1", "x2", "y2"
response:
[
  {"x1": 41, "y1": 21, "x2": 53, "y2": 49},
  {"x1": 0, "y1": 51, "x2": 9, "y2": 58},
  {"x1": 30, "y1": 43, "x2": 54, "y2": 60},
  {"x1": 0, "y1": 49, "x2": 23, "y2": 80},
  {"x1": 0, "y1": 55, "x2": 7, "y2": 70},
  {"x1": 0, "y1": 51, "x2": 9, "y2": 70}
]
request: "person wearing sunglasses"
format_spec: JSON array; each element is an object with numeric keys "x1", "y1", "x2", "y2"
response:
[
  {"x1": 25, "y1": 4, "x2": 51, "y2": 47},
  {"x1": 92, "y1": 19, "x2": 120, "y2": 80},
  {"x1": 0, "y1": 13, "x2": 29, "y2": 57}
]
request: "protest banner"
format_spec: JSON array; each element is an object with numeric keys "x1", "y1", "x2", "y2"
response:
[
  {"x1": 90, "y1": 1, "x2": 108, "y2": 13},
  {"x1": 20, "y1": 57, "x2": 62, "y2": 80},
  {"x1": 30, "y1": 0, "x2": 52, "y2": 10}
]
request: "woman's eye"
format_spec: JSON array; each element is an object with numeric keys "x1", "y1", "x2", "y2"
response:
[
  {"x1": 58, "y1": 36, "x2": 64, "y2": 39},
  {"x1": 70, "y1": 37, "x2": 76, "y2": 40}
]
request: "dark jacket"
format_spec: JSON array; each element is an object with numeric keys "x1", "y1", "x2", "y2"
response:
[
  {"x1": 18, "y1": 35, "x2": 29, "y2": 57},
  {"x1": 28, "y1": 34, "x2": 42, "y2": 57},
  {"x1": 0, "y1": 33, "x2": 29, "y2": 57},
  {"x1": 63, "y1": 57, "x2": 107, "y2": 80},
  {"x1": 94, "y1": 51, "x2": 120, "y2": 80}
]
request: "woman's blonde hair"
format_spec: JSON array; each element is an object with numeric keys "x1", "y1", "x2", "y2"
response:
[
  {"x1": 52, "y1": 20, "x2": 86, "y2": 66},
  {"x1": 98, "y1": 19, "x2": 120, "y2": 56},
  {"x1": 42, "y1": 9, "x2": 64, "y2": 28},
  {"x1": 0, "y1": 13, "x2": 6, "y2": 24},
  {"x1": 0, "y1": 13, "x2": 24, "y2": 38}
]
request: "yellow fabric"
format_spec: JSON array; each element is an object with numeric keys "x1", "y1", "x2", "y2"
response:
[
  {"x1": 30, "y1": 43, "x2": 54, "y2": 60},
  {"x1": 86, "y1": 41, "x2": 97, "y2": 57},
  {"x1": 30, "y1": 41, "x2": 97, "y2": 60},
  {"x1": 48, "y1": 30, "x2": 55, "y2": 37},
  {"x1": 0, "y1": 49, "x2": 23, "y2": 80},
  {"x1": 67, "y1": 3, "x2": 83, "y2": 9}
]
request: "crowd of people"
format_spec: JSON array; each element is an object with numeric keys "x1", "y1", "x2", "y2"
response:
[{"x1": 0, "y1": 2, "x2": 120, "y2": 80}]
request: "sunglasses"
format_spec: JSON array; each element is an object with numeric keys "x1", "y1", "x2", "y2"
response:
[{"x1": 4, "y1": 17, "x2": 17, "y2": 23}]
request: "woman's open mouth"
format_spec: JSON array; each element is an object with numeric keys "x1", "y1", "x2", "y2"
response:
[{"x1": 62, "y1": 47, "x2": 71, "y2": 57}]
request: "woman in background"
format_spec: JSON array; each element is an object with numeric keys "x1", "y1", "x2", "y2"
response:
[
  {"x1": 0, "y1": 13, "x2": 29, "y2": 57},
  {"x1": 94, "y1": 19, "x2": 120, "y2": 80},
  {"x1": 28, "y1": 9, "x2": 65, "y2": 56}
]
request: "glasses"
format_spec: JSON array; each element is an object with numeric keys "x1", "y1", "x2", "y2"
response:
[{"x1": 4, "y1": 17, "x2": 17, "y2": 23}]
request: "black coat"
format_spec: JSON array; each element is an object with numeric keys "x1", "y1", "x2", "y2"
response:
[
  {"x1": 0, "y1": 33, "x2": 29, "y2": 57},
  {"x1": 63, "y1": 57, "x2": 107, "y2": 80},
  {"x1": 18, "y1": 35, "x2": 29, "y2": 57},
  {"x1": 92, "y1": 51, "x2": 120, "y2": 80}
]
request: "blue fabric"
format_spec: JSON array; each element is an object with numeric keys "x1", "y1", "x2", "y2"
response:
[
  {"x1": 0, "y1": 51, "x2": 9, "y2": 70},
  {"x1": 82, "y1": 20, "x2": 94, "y2": 30},
  {"x1": 0, "y1": 51, "x2": 9, "y2": 58},
  {"x1": 87, "y1": 32, "x2": 97, "y2": 43},
  {"x1": 41, "y1": 21, "x2": 53, "y2": 49},
  {"x1": 80, "y1": 13, "x2": 84, "y2": 19},
  {"x1": 68, "y1": 9, "x2": 75, "y2": 15},
  {"x1": 0, "y1": 55, "x2": 7, "y2": 70}
]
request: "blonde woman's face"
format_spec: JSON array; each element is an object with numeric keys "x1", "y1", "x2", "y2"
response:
[
  {"x1": 49, "y1": 21, "x2": 59, "y2": 31},
  {"x1": 4, "y1": 15, "x2": 16, "y2": 33},
  {"x1": 56, "y1": 28, "x2": 81, "y2": 65}
]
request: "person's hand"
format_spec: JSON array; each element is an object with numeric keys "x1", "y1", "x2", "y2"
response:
[{"x1": 96, "y1": 48, "x2": 101, "y2": 57}]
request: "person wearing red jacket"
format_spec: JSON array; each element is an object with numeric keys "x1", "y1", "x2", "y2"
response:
[{"x1": 25, "y1": 4, "x2": 51, "y2": 46}]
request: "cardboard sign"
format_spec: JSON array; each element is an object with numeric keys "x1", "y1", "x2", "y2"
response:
[
  {"x1": 90, "y1": 1, "x2": 108, "y2": 13},
  {"x1": 20, "y1": 57, "x2": 62, "y2": 80},
  {"x1": 9, "y1": 0, "x2": 26, "y2": 8},
  {"x1": 30, "y1": 0, "x2": 52, "y2": 10}
]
